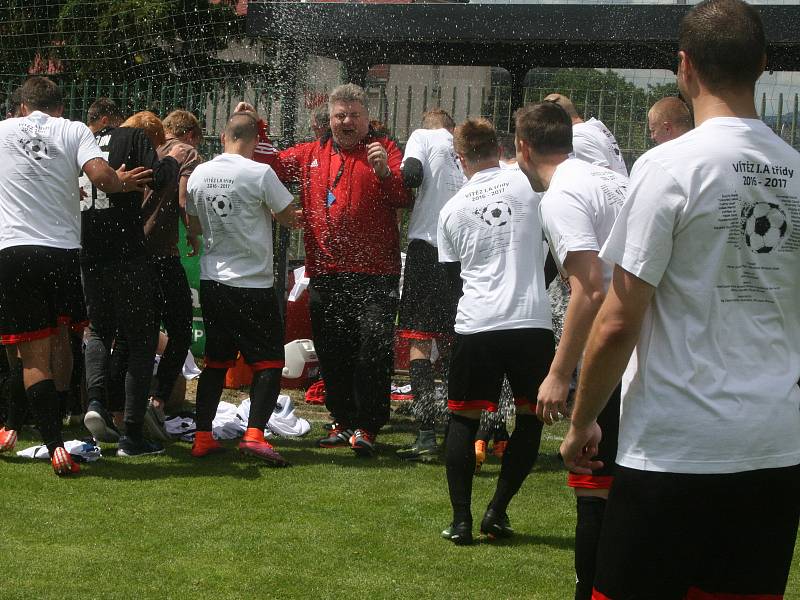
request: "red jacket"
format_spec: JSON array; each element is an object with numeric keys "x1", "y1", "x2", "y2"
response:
[{"x1": 255, "y1": 121, "x2": 410, "y2": 277}]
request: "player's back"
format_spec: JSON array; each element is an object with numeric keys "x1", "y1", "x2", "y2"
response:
[
  {"x1": 540, "y1": 157, "x2": 628, "y2": 290},
  {"x1": 0, "y1": 112, "x2": 100, "y2": 251},
  {"x1": 639, "y1": 117, "x2": 800, "y2": 323},
  {"x1": 437, "y1": 167, "x2": 551, "y2": 335},
  {"x1": 187, "y1": 152, "x2": 291, "y2": 289},
  {"x1": 608, "y1": 116, "x2": 800, "y2": 473},
  {"x1": 405, "y1": 127, "x2": 466, "y2": 245}
]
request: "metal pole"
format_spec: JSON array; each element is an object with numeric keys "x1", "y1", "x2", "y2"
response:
[
  {"x1": 274, "y1": 44, "x2": 301, "y2": 319},
  {"x1": 405, "y1": 85, "x2": 413, "y2": 140}
]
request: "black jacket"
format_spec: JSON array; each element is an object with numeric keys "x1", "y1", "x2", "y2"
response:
[{"x1": 80, "y1": 126, "x2": 178, "y2": 263}]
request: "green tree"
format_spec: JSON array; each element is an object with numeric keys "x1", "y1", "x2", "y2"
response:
[
  {"x1": 0, "y1": 1, "x2": 63, "y2": 79},
  {"x1": 525, "y1": 68, "x2": 681, "y2": 159},
  {"x1": 0, "y1": 1, "x2": 243, "y2": 82}
]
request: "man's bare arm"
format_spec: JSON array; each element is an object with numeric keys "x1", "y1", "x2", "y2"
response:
[
  {"x1": 560, "y1": 265, "x2": 655, "y2": 473},
  {"x1": 537, "y1": 250, "x2": 606, "y2": 425},
  {"x1": 82, "y1": 158, "x2": 152, "y2": 194},
  {"x1": 272, "y1": 204, "x2": 301, "y2": 229},
  {"x1": 178, "y1": 176, "x2": 201, "y2": 257},
  {"x1": 187, "y1": 215, "x2": 203, "y2": 240}
]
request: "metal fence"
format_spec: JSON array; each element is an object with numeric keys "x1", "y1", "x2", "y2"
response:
[
  {"x1": 3, "y1": 77, "x2": 798, "y2": 159},
  {"x1": 2, "y1": 74, "x2": 799, "y2": 304}
]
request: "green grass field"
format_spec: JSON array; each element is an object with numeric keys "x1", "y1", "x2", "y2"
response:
[{"x1": 1, "y1": 404, "x2": 798, "y2": 600}]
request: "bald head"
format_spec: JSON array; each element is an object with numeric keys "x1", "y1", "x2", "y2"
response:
[
  {"x1": 222, "y1": 111, "x2": 259, "y2": 157},
  {"x1": 648, "y1": 97, "x2": 692, "y2": 145},
  {"x1": 225, "y1": 112, "x2": 258, "y2": 143},
  {"x1": 544, "y1": 93, "x2": 582, "y2": 123}
]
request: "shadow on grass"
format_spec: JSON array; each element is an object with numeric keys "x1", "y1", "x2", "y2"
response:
[
  {"x1": 271, "y1": 435, "x2": 422, "y2": 470},
  {"x1": 476, "y1": 532, "x2": 574, "y2": 550},
  {"x1": 9, "y1": 423, "x2": 566, "y2": 478},
  {"x1": 17, "y1": 434, "x2": 428, "y2": 479},
  {"x1": 69, "y1": 446, "x2": 266, "y2": 480}
]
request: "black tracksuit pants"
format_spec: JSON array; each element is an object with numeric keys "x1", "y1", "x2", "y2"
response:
[
  {"x1": 150, "y1": 255, "x2": 193, "y2": 402},
  {"x1": 82, "y1": 257, "x2": 158, "y2": 431},
  {"x1": 308, "y1": 273, "x2": 398, "y2": 433}
]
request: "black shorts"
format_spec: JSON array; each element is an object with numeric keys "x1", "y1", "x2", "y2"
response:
[
  {"x1": 593, "y1": 464, "x2": 800, "y2": 599},
  {"x1": 397, "y1": 240, "x2": 456, "y2": 338},
  {"x1": 0, "y1": 245, "x2": 87, "y2": 344},
  {"x1": 200, "y1": 280, "x2": 284, "y2": 370},
  {"x1": 448, "y1": 328, "x2": 554, "y2": 412},
  {"x1": 568, "y1": 384, "x2": 620, "y2": 490}
]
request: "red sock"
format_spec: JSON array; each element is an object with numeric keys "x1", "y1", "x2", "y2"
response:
[
  {"x1": 194, "y1": 431, "x2": 217, "y2": 445},
  {"x1": 242, "y1": 427, "x2": 266, "y2": 444}
]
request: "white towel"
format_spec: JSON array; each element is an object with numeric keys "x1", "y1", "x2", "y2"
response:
[
  {"x1": 164, "y1": 416, "x2": 197, "y2": 442},
  {"x1": 237, "y1": 396, "x2": 310, "y2": 438},
  {"x1": 16, "y1": 440, "x2": 102, "y2": 462}
]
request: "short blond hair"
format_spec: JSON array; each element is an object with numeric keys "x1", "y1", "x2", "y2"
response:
[
  {"x1": 163, "y1": 109, "x2": 201, "y2": 139},
  {"x1": 453, "y1": 118, "x2": 497, "y2": 162},
  {"x1": 120, "y1": 111, "x2": 166, "y2": 148}
]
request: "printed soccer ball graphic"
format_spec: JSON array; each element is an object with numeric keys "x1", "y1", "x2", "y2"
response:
[
  {"x1": 211, "y1": 194, "x2": 233, "y2": 219},
  {"x1": 742, "y1": 202, "x2": 788, "y2": 254},
  {"x1": 22, "y1": 136, "x2": 49, "y2": 160},
  {"x1": 481, "y1": 201, "x2": 512, "y2": 227}
]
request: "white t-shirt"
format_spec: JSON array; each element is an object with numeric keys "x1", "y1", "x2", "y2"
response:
[
  {"x1": 0, "y1": 112, "x2": 104, "y2": 250},
  {"x1": 573, "y1": 118, "x2": 628, "y2": 177},
  {"x1": 499, "y1": 160, "x2": 521, "y2": 172},
  {"x1": 437, "y1": 166, "x2": 552, "y2": 334},
  {"x1": 403, "y1": 128, "x2": 466, "y2": 246},
  {"x1": 600, "y1": 117, "x2": 800, "y2": 474},
  {"x1": 539, "y1": 158, "x2": 628, "y2": 291},
  {"x1": 186, "y1": 153, "x2": 293, "y2": 289}
]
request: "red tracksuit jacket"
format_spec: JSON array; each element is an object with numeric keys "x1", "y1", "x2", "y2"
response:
[{"x1": 254, "y1": 121, "x2": 410, "y2": 277}]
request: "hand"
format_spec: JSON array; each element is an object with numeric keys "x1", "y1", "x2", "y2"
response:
[
  {"x1": 560, "y1": 421, "x2": 603, "y2": 474},
  {"x1": 536, "y1": 372, "x2": 571, "y2": 425},
  {"x1": 186, "y1": 234, "x2": 200, "y2": 257},
  {"x1": 234, "y1": 102, "x2": 257, "y2": 117},
  {"x1": 366, "y1": 142, "x2": 390, "y2": 179},
  {"x1": 117, "y1": 164, "x2": 153, "y2": 193}
]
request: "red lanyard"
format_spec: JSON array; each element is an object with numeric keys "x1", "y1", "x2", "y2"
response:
[{"x1": 329, "y1": 149, "x2": 345, "y2": 191}]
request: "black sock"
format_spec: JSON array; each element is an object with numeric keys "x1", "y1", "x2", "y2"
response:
[
  {"x1": 5, "y1": 364, "x2": 28, "y2": 430},
  {"x1": 409, "y1": 359, "x2": 435, "y2": 431},
  {"x1": 445, "y1": 413, "x2": 480, "y2": 524},
  {"x1": 247, "y1": 368, "x2": 282, "y2": 433},
  {"x1": 27, "y1": 379, "x2": 63, "y2": 455},
  {"x1": 489, "y1": 414, "x2": 543, "y2": 514},
  {"x1": 56, "y1": 390, "x2": 70, "y2": 419},
  {"x1": 574, "y1": 496, "x2": 607, "y2": 600},
  {"x1": 195, "y1": 367, "x2": 227, "y2": 431},
  {"x1": 493, "y1": 422, "x2": 510, "y2": 443}
]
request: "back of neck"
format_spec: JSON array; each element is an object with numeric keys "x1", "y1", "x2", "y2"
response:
[{"x1": 691, "y1": 88, "x2": 758, "y2": 127}]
